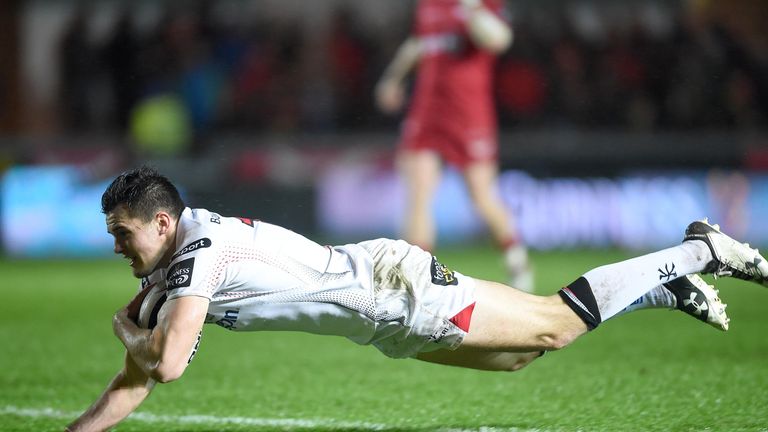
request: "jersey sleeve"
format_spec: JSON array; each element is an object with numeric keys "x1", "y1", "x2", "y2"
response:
[{"x1": 165, "y1": 231, "x2": 221, "y2": 302}]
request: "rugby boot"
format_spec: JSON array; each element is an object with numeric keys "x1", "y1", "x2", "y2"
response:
[
  {"x1": 684, "y1": 219, "x2": 768, "y2": 287},
  {"x1": 664, "y1": 274, "x2": 729, "y2": 331}
]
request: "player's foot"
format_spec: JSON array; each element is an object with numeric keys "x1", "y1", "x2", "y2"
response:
[
  {"x1": 664, "y1": 274, "x2": 729, "y2": 331},
  {"x1": 505, "y1": 244, "x2": 534, "y2": 293},
  {"x1": 684, "y1": 219, "x2": 768, "y2": 287}
]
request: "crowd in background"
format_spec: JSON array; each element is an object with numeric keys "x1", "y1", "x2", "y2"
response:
[{"x1": 56, "y1": 1, "x2": 768, "y2": 149}]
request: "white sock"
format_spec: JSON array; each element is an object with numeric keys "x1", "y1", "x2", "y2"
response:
[
  {"x1": 582, "y1": 241, "x2": 711, "y2": 321},
  {"x1": 612, "y1": 285, "x2": 677, "y2": 318}
]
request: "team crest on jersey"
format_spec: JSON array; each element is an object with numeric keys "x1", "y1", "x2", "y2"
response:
[
  {"x1": 171, "y1": 238, "x2": 212, "y2": 261},
  {"x1": 431, "y1": 257, "x2": 458, "y2": 286},
  {"x1": 167, "y1": 257, "x2": 195, "y2": 289}
]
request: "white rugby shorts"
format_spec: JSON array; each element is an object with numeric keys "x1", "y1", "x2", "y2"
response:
[{"x1": 358, "y1": 238, "x2": 477, "y2": 358}]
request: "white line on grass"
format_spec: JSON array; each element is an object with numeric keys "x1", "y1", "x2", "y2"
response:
[
  {"x1": 1, "y1": 405, "x2": 546, "y2": 432},
  {"x1": 1, "y1": 405, "x2": 388, "y2": 430}
]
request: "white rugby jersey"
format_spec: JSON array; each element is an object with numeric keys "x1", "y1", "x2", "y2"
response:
[{"x1": 140, "y1": 208, "x2": 378, "y2": 345}]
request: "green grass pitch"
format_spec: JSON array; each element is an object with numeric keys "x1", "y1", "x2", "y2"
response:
[{"x1": 1, "y1": 247, "x2": 767, "y2": 431}]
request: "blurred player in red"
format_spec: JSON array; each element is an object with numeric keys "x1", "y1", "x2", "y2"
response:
[{"x1": 375, "y1": 0, "x2": 533, "y2": 291}]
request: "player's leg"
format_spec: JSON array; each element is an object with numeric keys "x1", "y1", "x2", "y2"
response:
[
  {"x1": 459, "y1": 279, "x2": 588, "y2": 352},
  {"x1": 443, "y1": 220, "x2": 767, "y2": 355},
  {"x1": 416, "y1": 348, "x2": 542, "y2": 372},
  {"x1": 461, "y1": 161, "x2": 533, "y2": 292},
  {"x1": 414, "y1": 279, "x2": 722, "y2": 371},
  {"x1": 415, "y1": 276, "x2": 729, "y2": 372},
  {"x1": 461, "y1": 161, "x2": 514, "y2": 243},
  {"x1": 398, "y1": 150, "x2": 442, "y2": 252},
  {"x1": 558, "y1": 220, "x2": 768, "y2": 331}
]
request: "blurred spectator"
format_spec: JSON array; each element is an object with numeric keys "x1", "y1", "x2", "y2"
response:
[
  {"x1": 58, "y1": 8, "x2": 94, "y2": 131},
  {"x1": 495, "y1": 22, "x2": 549, "y2": 124},
  {"x1": 44, "y1": 0, "x2": 767, "y2": 148},
  {"x1": 103, "y1": 10, "x2": 139, "y2": 131},
  {"x1": 130, "y1": 94, "x2": 192, "y2": 157},
  {"x1": 328, "y1": 6, "x2": 374, "y2": 129},
  {"x1": 549, "y1": 22, "x2": 593, "y2": 126}
]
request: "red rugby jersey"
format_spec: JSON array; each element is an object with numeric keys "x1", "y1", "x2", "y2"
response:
[{"x1": 408, "y1": 0, "x2": 506, "y2": 130}]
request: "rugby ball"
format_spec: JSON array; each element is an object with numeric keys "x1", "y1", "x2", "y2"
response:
[
  {"x1": 137, "y1": 285, "x2": 169, "y2": 330},
  {"x1": 134, "y1": 284, "x2": 203, "y2": 364}
]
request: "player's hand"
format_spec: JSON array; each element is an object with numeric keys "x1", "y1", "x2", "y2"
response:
[
  {"x1": 113, "y1": 307, "x2": 134, "y2": 341},
  {"x1": 124, "y1": 284, "x2": 153, "y2": 324},
  {"x1": 113, "y1": 302, "x2": 143, "y2": 338},
  {"x1": 375, "y1": 78, "x2": 406, "y2": 114}
]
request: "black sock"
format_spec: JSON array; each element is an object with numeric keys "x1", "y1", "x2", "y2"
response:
[{"x1": 558, "y1": 277, "x2": 602, "y2": 330}]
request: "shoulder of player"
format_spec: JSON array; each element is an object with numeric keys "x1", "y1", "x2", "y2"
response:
[
  {"x1": 181, "y1": 208, "x2": 223, "y2": 230},
  {"x1": 169, "y1": 208, "x2": 223, "y2": 261}
]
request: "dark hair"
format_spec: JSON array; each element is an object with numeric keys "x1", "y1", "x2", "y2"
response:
[{"x1": 101, "y1": 166, "x2": 185, "y2": 221}]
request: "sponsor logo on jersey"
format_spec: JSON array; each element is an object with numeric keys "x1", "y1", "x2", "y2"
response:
[
  {"x1": 430, "y1": 256, "x2": 458, "y2": 286},
  {"x1": 167, "y1": 257, "x2": 195, "y2": 289},
  {"x1": 141, "y1": 277, "x2": 151, "y2": 289},
  {"x1": 429, "y1": 323, "x2": 452, "y2": 343},
  {"x1": 170, "y1": 238, "x2": 212, "y2": 261},
  {"x1": 215, "y1": 309, "x2": 239, "y2": 330},
  {"x1": 210, "y1": 213, "x2": 221, "y2": 224}
]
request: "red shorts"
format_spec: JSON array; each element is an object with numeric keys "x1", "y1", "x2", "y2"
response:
[{"x1": 398, "y1": 116, "x2": 498, "y2": 169}]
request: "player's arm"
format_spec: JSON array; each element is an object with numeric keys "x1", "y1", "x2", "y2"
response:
[
  {"x1": 112, "y1": 294, "x2": 208, "y2": 383},
  {"x1": 66, "y1": 352, "x2": 156, "y2": 432},
  {"x1": 461, "y1": 0, "x2": 513, "y2": 53},
  {"x1": 374, "y1": 36, "x2": 423, "y2": 114}
]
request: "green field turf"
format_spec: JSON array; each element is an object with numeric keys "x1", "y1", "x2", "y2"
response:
[{"x1": 1, "y1": 247, "x2": 767, "y2": 431}]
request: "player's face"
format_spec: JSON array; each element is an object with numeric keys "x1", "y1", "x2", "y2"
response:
[{"x1": 106, "y1": 204, "x2": 169, "y2": 278}]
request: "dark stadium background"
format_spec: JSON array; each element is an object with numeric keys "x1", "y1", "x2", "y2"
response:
[
  {"x1": 1, "y1": 0, "x2": 767, "y2": 256},
  {"x1": 1, "y1": 2, "x2": 768, "y2": 431}
]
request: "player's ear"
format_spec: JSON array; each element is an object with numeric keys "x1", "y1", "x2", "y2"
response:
[{"x1": 155, "y1": 211, "x2": 174, "y2": 235}]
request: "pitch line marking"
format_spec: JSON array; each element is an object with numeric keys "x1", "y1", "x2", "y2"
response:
[
  {"x1": 0, "y1": 405, "x2": 388, "y2": 430},
  {"x1": 1, "y1": 405, "x2": 546, "y2": 432}
]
